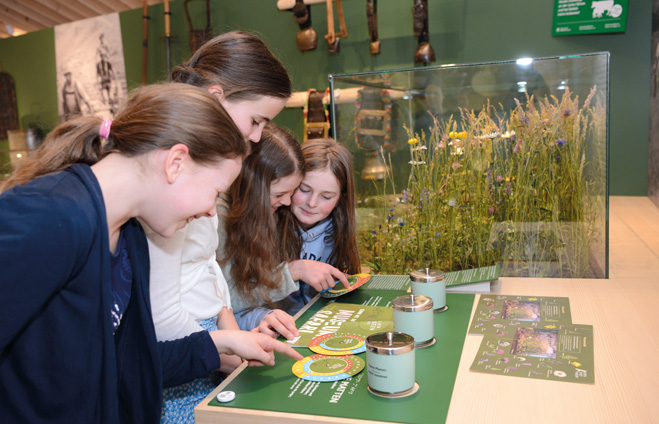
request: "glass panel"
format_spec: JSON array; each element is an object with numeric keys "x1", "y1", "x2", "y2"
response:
[{"x1": 329, "y1": 52, "x2": 609, "y2": 278}]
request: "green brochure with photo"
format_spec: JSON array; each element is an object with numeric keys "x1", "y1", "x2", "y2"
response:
[
  {"x1": 470, "y1": 323, "x2": 594, "y2": 384},
  {"x1": 469, "y1": 294, "x2": 572, "y2": 335}
]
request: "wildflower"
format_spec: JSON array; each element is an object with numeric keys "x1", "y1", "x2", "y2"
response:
[
  {"x1": 562, "y1": 109, "x2": 570, "y2": 117},
  {"x1": 542, "y1": 119, "x2": 551, "y2": 125},
  {"x1": 371, "y1": 230, "x2": 377, "y2": 235},
  {"x1": 438, "y1": 142, "x2": 445, "y2": 148},
  {"x1": 401, "y1": 189, "x2": 410, "y2": 204},
  {"x1": 556, "y1": 156, "x2": 561, "y2": 164},
  {"x1": 448, "y1": 197, "x2": 456, "y2": 207},
  {"x1": 451, "y1": 161, "x2": 462, "y2": 170},
  {"x1": 513, "y1": 144, "x2": 520, "y2": 154},
  {"x1": 489, "y1": 206, "x2": 495, "y2": 214},
  {"x1": 409, "y1": 160, "x2": 427, "y2": 165},
  {"x1": 449, "y1": 131, "x2": 467, "y2": 140},
  {"x1": 522, "y1": 116, "x2": 529, "y2": 125},
  {"x1": 505, "y1": 187, "x2": 512, "y2": 195},
  {"x1": 556, "y1": 138, "x2": 566, "y2": 148},
  {"x1": 408, "y1": 137, "x2": 419, "y2": 145},
  {"x1": 501, "y1": 131, "x2": 515, "y2": 139},
  {"x1": 496, "y1": 175, "x2": 504, "y2": 183},
  {"x1": 397, "y1": 218, "x2": 405, "y2": 227}
]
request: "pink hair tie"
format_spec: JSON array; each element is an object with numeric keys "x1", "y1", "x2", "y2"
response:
[{"x1": 99, "y1": 119, "x2": 112, "y2": 139}]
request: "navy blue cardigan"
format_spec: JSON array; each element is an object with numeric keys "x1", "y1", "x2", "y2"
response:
[{"x1": 0, "y1": 165, "x2": 221, "y2": 423}]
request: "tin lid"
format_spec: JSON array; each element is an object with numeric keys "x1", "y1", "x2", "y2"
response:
[
  {"x1": 392, "y1": 294, "x2": 433, "y2": 312},
  {"x1": 366, "y1": 332, "x2": 415, "y2": 355},
  {"x1": 409, "y1": 268, "x2": 445, "y2": 283}
]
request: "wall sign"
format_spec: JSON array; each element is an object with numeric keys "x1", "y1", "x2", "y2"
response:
[{"x1": 553, "y1": 0, "x2": 628, "y2": 36}]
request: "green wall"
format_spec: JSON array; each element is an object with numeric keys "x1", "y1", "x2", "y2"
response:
[{"x1": 0, "y1": 0, "x2": 651, "y2": 196}]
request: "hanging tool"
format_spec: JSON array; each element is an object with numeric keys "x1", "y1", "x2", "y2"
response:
[
  {"x1": 142, "y1": 0, "x2": 149, "y2": 85},
  {"x1": 366, "y1": 0, "x2": 380, "y2": 55},
  {"x1": 184, "y1": 0, "x2": 212, "y2": 54},
  {"x1": 164, "y1": 0, "x2": 172, "y2": 78},
  {"x1": 325, "y1": 0, "x2": 347, "y2": 54}
]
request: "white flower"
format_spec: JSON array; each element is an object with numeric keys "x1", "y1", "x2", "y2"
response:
[
  {"x1": 448, "y1": 197, "x2": 456, "y2": 207},
  {"x1": 408, "y1": 161, "x2": 427, "y2": 165}
]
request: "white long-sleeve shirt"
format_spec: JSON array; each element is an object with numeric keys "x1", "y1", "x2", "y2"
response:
[{"x1": 145, "y1": 215, "x2": 231, "y2": 341}]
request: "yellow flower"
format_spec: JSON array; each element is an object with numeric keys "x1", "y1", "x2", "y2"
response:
[{"x1": 408, "y1": 137, "x2": 419, "y2": 145}]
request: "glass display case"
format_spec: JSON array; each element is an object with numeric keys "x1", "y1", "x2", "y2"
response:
[{"x1": 329, "y1": 52, "x2": 609, "y2": 278}]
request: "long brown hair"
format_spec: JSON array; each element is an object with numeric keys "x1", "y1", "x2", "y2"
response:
[
  {"x1": 170, "y1": 31, "x2": 291, "y2": 101},
  {"x1": 221, "y1": 123, "x2": 304, "y2": 306},
  {"x1": 1, "y1": 83, "x2": 247, "y2": 191},
  {"x1": 279, "y1": 138, "x2": 361, "y2": 274}
]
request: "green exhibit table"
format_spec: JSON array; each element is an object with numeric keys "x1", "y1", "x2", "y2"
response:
[{"x1": 197, "y1": 276, "x2": 474, "y2": 424}]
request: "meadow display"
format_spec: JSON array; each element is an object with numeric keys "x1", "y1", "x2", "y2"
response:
[{"x1": 330, "y1": 53, "x2": 609, "y2": 278}]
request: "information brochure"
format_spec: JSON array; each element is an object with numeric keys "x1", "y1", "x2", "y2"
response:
[
  {"x1": 470, "y1": 323, "x2": 594, "y2": 384},
  {"x1": 469, "y1": 294, "x2": 572, "y2": 335}
]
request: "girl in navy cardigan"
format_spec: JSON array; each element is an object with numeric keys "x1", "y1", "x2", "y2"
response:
[{"x1": 0, "y1": 83, "x2": 302, "y2": 424}]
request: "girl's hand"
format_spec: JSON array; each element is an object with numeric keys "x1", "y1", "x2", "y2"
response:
[
  {"x1": 288, "y1": 260, "x2": 350, "y2": 292},
  {"x1": 218, "y1": 354, "x2": 244, "y2": 374},
  {"x1": 254, "y1": 309, "x2": 299, "y2": 340},
  {"x1": 209, "y1": 330, "x2": 303, "y2": 366}
]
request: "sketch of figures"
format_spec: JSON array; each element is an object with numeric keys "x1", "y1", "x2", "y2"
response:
[{"x1": 55, "y1": 13, "x2": 127, "y2": 122}]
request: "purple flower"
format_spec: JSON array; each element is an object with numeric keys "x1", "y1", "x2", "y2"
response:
[
  {"x1": 556, "y1": 138, "x2": 566, "y2": 148},
  {"x1": 556, "y1": 156, "x2": 561, "y2": 164},
  {"x1": 489, "y1": 206, "x2": 495, "y2": 214},
  {"x1": 523, "y1": 116, "x2": 529, "y2": 125},
  {"x1": 371, "y1": 230, "x2": 377, "y2": 235},
  {"x1": 401, "y1": 189, "x2": 410, "y2": 204},
  {"x1": 563, "y1": 109, "x2": 571, "y2": 117}
]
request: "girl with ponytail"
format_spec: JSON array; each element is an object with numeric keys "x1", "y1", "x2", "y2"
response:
[
  {"x1": 144, "y1": 30, "x2": 293, "y2": 423},
  {"x1": 0, "y1": 83, "x2": 302, "y2": 424}
]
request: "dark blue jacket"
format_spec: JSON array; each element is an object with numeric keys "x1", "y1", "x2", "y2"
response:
[{"x1": 0, "y1": 165, "x2": 220, "y2": 423}]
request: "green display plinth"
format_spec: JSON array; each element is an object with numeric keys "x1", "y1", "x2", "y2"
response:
[{"x1": 208, "y1": 280, "x2": 474, "y2": 424}]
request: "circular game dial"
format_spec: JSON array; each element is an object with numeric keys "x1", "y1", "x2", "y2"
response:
[
  {"x1": 309, "y1": 333, "x2": 366, "y2": 355},
  {"x1": 320, "y1": 273, "x2": 371, "y2": 298},
  {"x1": 292, "y1": 354, "x2": 365, "y2": 382}
]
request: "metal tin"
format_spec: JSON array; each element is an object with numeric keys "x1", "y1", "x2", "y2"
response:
[
  {"x1": 410, "y1": 268, "x2": 447, "y2": 311},
  {"x1": 365, "y1": 332, "x2": 416, "y2": 395},
  {"x1": 392, "y1": 294, "x2": 435, "y2": 347}
]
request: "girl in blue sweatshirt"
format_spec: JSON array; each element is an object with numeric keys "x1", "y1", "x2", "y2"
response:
[{"x1": 235, "y1": 138, "x2": 361, "y2": 338}]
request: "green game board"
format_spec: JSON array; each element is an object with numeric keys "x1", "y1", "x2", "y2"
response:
[{"x1": 207, "y1": 281, "x2": 474, "y2": 424}]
